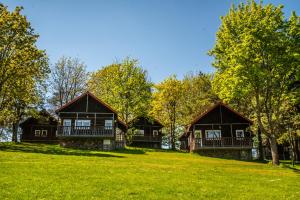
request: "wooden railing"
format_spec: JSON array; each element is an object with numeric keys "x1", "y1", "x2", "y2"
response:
[
  {"x1": 194, "y1": 137, "x2": 252, "y2": 149},
  {"x1": 132, "y1": 135, "x2": 162, "y2": 142},
  {"x1": 57, "y1": 126, "x2": 114, "y2": 137}
]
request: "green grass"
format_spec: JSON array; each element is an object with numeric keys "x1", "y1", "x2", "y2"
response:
[{"x1": 0, "y1": 143, "x2": 299, "y2": 200}]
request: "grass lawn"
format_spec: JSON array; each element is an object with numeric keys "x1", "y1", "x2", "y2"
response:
[{"x1": 0, "y1": 143, "x2": 299, "y2": 200}]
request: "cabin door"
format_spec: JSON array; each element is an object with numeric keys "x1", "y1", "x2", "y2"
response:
[{"x1": 63, "y1": 119, "x2": 71, "y2": 135}]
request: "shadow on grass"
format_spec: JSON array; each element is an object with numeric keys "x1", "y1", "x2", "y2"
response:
[
  {"x1": 0, "y1": 143, "x2": 124, "y2": 158},
  {"x1": 114, "y1": 147, "x2": 184, "y2": 154},
  {"x1": 281, "y1": 163, "x2": 300, "y2": 174},
  {"x1": 113, "y1": 148, "x2": 146, "y2": 155},
  {"x1": 193, "y1": 152, "x2": 270, "y2": 163}
]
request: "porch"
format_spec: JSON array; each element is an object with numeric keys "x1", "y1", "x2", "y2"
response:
[
  {"x1": 194, "y1": 137, "x2": 252, "y2": 149},
  {"x1": 56, "y1": 126, "x2": 114, "y2": 137},
  {"x1": 131, "y1": 135, "x2": 162, "y2": 142}
]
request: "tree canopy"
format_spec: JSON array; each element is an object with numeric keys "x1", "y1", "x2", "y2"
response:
[
  {"x1": 0, "y1": 4, "x2": 49, "y2": 141},
  {"x1": 88, "y1": 58, "x2": 152, "y2": 123},
  {"x1": 209, "y1": 0, "x2": 300, "y2": 165}
]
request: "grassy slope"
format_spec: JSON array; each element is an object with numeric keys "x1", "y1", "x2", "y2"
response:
[{"x1": 0, "y1": 143, "x2": 299, "y2": 200}]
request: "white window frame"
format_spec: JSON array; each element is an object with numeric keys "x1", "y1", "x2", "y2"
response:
[
  {"x1": 153, "y1": 130, "x2": 159, "y2": 136},
  {"x1": 135, "y1": 129, "x2": 144, "y2": 136},
  {"x1": 75, "y1": 120, "x2": 91, "y2": 129},
  {"x1": 63, "y1": 119, "x2": 72, "y2": 126},
  {"x1": 195, "y1": 130, "x2": 202, "y2": 138},
  {"x1": 235, "y1": 130, "x2": 244, "y2": 140},
  {"x1": 41, "y1": 130, "x2": 48, "y2": 137},
  {"x1": 35, "y1": 130, "x2": 40, "y2": 137},
  {"x1": 105, "y1": 120, "x2": 113, "y2": 130},
  {"x1": 205, "y1": 130, "x2": 221, "y2": 139},
  {"x1": 63, "y1": 119, "x2": 72, "y2": 135}
]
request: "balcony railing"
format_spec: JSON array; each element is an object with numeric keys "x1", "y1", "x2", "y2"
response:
[
  {"x1": 194, "y1": 137, "x2": 252, "y2": 149},
  {"x1": 57, "y1": 126, "x2": 114, "y2": 137},
  {"x1": 131, "y1": 135, "x2": 162, "y2": 142}
]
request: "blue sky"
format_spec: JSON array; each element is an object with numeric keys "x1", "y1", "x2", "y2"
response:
[{"x1": 3, "y1": 0, "x2": 300, "y2": 83}]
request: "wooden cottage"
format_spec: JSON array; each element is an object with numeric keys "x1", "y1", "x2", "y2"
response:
[
  {"x1": 128, "y1": 116, "x2": 164, "y2": 148},
  {"x1": 20, "y1": 110, "x2": 58, "y2": 142},
  {"x1": 55, "y1": 91, "x2": 127, "y2": 150},
  {"x1": 179, "y1": 102, "x2": 253, "y2": 160}
]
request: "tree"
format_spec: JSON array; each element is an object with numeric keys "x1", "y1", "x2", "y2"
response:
[
  {"x1": 151, "y1": 76, "x2": 183, "y2": 150},
  {"x1": 49, "y1": 56, "x2": 88, "y2": 109},
  {"x1": 88, "y1": 57, "x2": 152, "y2": 123},
  {"x1": 179, "y1": 72, "x2": 218, "y2": 125},
  {"x1": 0, "y1": 4, "x2": 49, "y2": 142},
  {"x1": 209, "y1": 1, "x2": 299, "y2": 165}
]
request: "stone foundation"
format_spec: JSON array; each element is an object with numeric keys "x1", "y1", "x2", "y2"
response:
[
  {"x1": 194, "y1": 148, "x2": 252, "y2": 160},
  {"x1": 59, "y1": 138, "x2": 125, "y2": 150}
]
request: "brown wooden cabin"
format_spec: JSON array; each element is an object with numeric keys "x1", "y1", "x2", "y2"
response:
[
  {"x1": 179, "y1": 102, "x2": 253, "y2": 160},
  {"x1": 20, "y1": 110, "x2": 58, "y2": 143},
  {"x1": 128, "y1": 116, "x2": 164, "y2": 148},
  {"x1": 55, "y1": 91, "x2": 127, "y2": 150}
]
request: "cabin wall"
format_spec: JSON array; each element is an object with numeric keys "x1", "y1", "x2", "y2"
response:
[
  {"x1": 194, "y1": 105, "x2": 250, "y2": 125},
  {"x1": 193, "y1": 124, "x2": 250, "y2": 138},
  {"x1": 131, "y1": 117, "x2": 163, "y2": 137},
  {"x1": 58, "y1": 113, "x2": 115, "y2": 127},
  {"x1": 59, "y1": 94, "x2": 113, "y2": 113},
  {"x1": 21, "y1": 125, "x2": 57, "y2": 142}
]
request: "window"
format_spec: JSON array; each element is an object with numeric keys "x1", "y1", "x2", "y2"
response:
[
  {"x1": 236, "y1": 130, "x2": 244, "y2": 139},
  {"x1": 75, "y1": 120, "x2": 91, "y2": 127},
  {"x1": 63, "y1": 119, "x2": 71, "y2": 126},
  {"x1": 41, "y1": 130, "x2": 48, "y2": 137},
  {"x1": 75, "y1": 120, "x2": 91, "y2": 129},
  {"x1": 205, "y1": 130, "x2": 221, "y2": 139},
  {"x1": 63, "y1": 119, "x2": 72, "y2": 135},
  {"x1": 135, "y1": 129, "x2": 144, "y2": 136},
  {"x1": 105, "y1": 120, "x2": 113, "y2": 130},
  {"x1": 153, "y1": 130, "x2": 159, "y2": 136},
  {"x1": 195, "y1": 130, "x2": 202, "y2": 138},
  {"x1": 103, "y1": 139, "x2": 111, "y2": 145},
  {"x1": 35, "y1": 130, "x2": 40, "y2": 137}
]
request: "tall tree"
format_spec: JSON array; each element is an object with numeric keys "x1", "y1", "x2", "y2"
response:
[
  {"x1": 209, "y1": 1, "x2": 299, "y2": 165},
  {"x1": 88, "y1": 57, "x2": 152, "y2": 123},
  {"x1": 49, "y1": 56, "x2": 88, "y2": 109},
  {"x1": 151, "y1": 76, "x2": 183, "y2": 150},
  {"x1": 180, "y1": 72, "x2": 219, "y2": 125},
  {"x1": 0, "y1": 4, "x2": 49, "y2": 141}
]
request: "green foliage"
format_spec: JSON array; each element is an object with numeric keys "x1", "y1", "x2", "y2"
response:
[
  {"x1": 0, "y1": 143, "x2": 299, "y2": 199},
  {"x1": 180, "y1": 72, "x2": 218, "y2": 125},
  {"x1": 151, "y1": 75, "x2": 183, "y2": 149},
  {"x1": 0, "y1": 4, "x2": 49, "y2": 141},
  {"x1": 209, "y1": 0, "x2": 300, "y2": 164},
  {"x1": 88, "y1": 57, "x2": 152, "y2": 123}
]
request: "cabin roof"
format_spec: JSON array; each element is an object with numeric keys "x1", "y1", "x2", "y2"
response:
[
  {"x1": 128, "y1": 116, "x2": 164, "y2": 128},
  {"x1": 19, "y1": 110, "x2": 58, "y2": 127},
  {"x1": 189, "y1": 102, "x2": 253, "y2": 126},
  {"x1": 55, "y1": 91, "x2": 127, "y2": 128},
  {"x1": 55, "y1": 91, "x2": 118, "y2": 114}
]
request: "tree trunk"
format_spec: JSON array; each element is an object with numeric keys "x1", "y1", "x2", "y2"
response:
[
  {"x1": 257, "y1": 126, "x2": 264, "y2": 160},
  {"x1": 171, "y1": 124, "x2": 176, "y2": 150},
  {"x1": 269, "y1": 136, "x2": 279, "y2": 165},
  {"x1": 12, "y1": 122, "x2": 19, "y2": 143},
  {"x1": 295, "y1": 137, "x2": 300, "y2": 162}
]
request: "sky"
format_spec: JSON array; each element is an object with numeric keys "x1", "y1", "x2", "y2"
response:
[{"x1": 3, "y1": 0, "x2": 300, "y2": 83}]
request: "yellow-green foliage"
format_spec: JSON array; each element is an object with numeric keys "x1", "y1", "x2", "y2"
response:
[
  {"x1": 88, "y1": 57, "x2": 152, "y2": 123},
  {"x1": 0, "y1": 4, "x2": 49, "y2": 124}
]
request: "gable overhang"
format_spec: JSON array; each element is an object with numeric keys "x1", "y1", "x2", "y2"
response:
[
  {"x1": 55, "y1": 91, "x2": 118, "y2": 115},
  {"x1": 189, "y1": 102, "x2": 253, "y2": 127}
]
